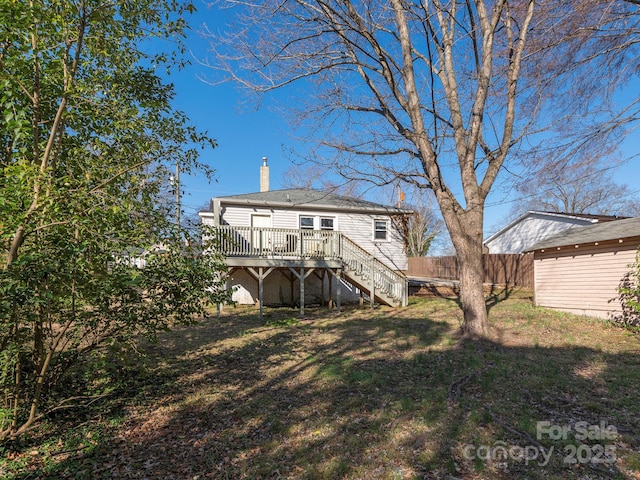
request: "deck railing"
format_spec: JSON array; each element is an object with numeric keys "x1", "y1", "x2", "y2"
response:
[
  {"x1": 210, "y1": 225, "x2": 406, "y2": 305},
  {"x1": 212, "y1": 225, "x2": 341, "y2": 259}
]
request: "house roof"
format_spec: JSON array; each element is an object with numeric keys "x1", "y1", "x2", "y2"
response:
[
  {"x1": 209, "y1": 188, "x2": 412, "y2": 215},
  {"x1": 484, "y1": 210, "x2": 623, "y2": 245},
  {"x1": 526, "y1": 216, "x2": 640, "y2": 251}
]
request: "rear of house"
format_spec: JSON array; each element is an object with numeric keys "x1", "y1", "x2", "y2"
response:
[
  {"x1": 527, "y1": 217, "x2": 640, "y2": 319},
  {"x1": 200, "y1": 179, "x2": 411, "y2": 308},
  {"x1": 205, "y1": 189, "x2": 408, "y2": 272}
]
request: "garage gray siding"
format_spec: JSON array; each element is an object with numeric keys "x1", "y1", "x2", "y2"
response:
[{"x1": 534, "y1": 242, "x2": 637, "y2": 318}]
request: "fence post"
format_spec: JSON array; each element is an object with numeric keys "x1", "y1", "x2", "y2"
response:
[
  {"x1": 370, "y1": 258, "x2": 375, "y2": 308},
  {"x1": 403, "y1": 277, "x2": 409, "y2": 307},
  {"x1": 337, "y1": 268, "x2": 342, "y2": 312}
]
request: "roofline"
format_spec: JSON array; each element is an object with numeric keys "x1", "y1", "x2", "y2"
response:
[
  {"x1": 483, "y1": 210, "x2": 599, "y2": 244},
  {"x1": 213, "y1": 197, "x2": 413, "y2": 215},
  {"x1": 526, "y1": 234, "x2": 640, "y2": 254},
  {"x1": 524, "y1": 216, "x2": 640, "y2": 252}
]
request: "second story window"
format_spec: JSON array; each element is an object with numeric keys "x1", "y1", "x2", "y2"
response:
[
  {"x1": 300, "y1": 216, "x2": 314, "y2": 230},
  {"x1": 320, "y1": 217, "x2": 334, "y2": 231},
  {"x1": 374, "y1": 219, "x2": 388, "y2": 241}
]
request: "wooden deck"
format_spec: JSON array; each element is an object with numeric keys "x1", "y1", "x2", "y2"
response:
[{"x1": 209, "y1": 226, "x2": 408, "y2": 314}]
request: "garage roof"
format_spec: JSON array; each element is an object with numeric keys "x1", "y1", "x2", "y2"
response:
[{"x1": 526, "y1": 216, "x2": 640, "y2": 251}]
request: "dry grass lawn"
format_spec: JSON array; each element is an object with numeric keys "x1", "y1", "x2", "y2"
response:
[{"x1": 2, "y1": 290, "x2": 640, "y2": 479}]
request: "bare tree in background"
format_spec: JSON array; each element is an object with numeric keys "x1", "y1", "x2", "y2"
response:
[
  {"x1": 509, "y1": 0, "x2": 640, "y2": 174},
  {"x1": 502, "y1": 0, "x2": 640, "y2": 221},
  {"x1": 281, "y1": 163, "x2": 362, "y2": 198},
  {"x1": 404, "y1": 202, "x2": 444, "y2": 257},
  {"x1": 206, "y1": 0, "x2": 639, "y2": 336},
  {"x1": 513, "y1": 156, "x2": 639, "y2": 217}
]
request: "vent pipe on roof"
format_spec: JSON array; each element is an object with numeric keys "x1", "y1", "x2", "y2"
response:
[{"x1": 260, "y1": 156, "x2": 270, "y2": 192}]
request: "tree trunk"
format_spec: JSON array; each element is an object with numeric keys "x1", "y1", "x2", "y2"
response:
[
  {"x1": 445, "y1": 207, "x2": 489, "y2": 337},
  {"x1": 457, "y1": 236, "x2": 488, "y2": 337}
]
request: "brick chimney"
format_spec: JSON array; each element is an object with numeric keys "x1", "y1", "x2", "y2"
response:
[{"x1": 260, "y1": 156, "x2": 270, "y2": 192}]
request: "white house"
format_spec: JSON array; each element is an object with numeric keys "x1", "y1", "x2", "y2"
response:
[
  {"x1": 484, "y1": 211, "x2": 622, "y2": 254},
  {"x1": 199, "y1": 160, "x2": 411, "y2": 311},
  {"x1": 117, "y1": 244, "x2": 168, "y2": 269},
  {"x1": 526, "y1": 216, "x2": 640, "y2": 319}
]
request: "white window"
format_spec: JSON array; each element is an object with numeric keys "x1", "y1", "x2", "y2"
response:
[
  {"x1": 374, "y1": 219, "x2": 388, "y2": 241},
  {"x1": 300, "y1": 216, "x2": 314, "y2": 230},
  {"x1": 320, "y1": 217, "x2": 334, "y2": 231},
  {"x1": 299, "y1": 215, "x2": 336, "y2": 230}
]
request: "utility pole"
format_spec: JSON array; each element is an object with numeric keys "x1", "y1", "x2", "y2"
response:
[
  {"x1": 397, "y1": 182, "x2": 405, "y2": 208},
  {"x1": 175, "y1": 161, "x2": 180, "y2": 227},
  {"x1": 170, "y1": 162, "x2": 181, "y2": 227}
]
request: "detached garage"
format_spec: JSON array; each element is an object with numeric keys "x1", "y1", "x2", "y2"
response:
[{"x1": 526, "y1": 217, "x2": 640, "y2": 319}]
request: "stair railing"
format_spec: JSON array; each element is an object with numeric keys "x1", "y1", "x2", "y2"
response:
[{"x1": 339, "y1": 234, "x2": 407, "y2": 305}]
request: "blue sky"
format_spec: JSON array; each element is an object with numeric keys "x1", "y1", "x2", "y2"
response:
[{"x1": 167, "y1": 2, "x2": 640, "y2": 237}]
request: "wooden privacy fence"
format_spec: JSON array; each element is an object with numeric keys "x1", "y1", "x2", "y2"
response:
[{"x1": 407, "y1": 254, "x2": 534, "y2": 288}]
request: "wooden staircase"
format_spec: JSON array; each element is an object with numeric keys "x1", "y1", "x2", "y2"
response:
[
  {"x1": 339, "y1": 235, "x2": 408, "y2": 307},
  {"x1": 211, "y1": 225, "x2": 408, "y2": 308}
]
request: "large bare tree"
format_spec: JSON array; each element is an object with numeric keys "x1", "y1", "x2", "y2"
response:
[{"x1": 207, "y1": 0, "x2": 638, "y2": 336}]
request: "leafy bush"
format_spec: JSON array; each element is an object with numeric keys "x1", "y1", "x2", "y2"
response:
[
  {"x1": 613, "y1": 262, "x2": 640, "y2": 330},
  {"x1": 0, "y1": 0, "x2": 230, "y2": 439}
]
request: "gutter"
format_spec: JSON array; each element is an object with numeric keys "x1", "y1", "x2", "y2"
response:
[{"x1": 216, "y1": 198, "x2": 413, "y2": 215}]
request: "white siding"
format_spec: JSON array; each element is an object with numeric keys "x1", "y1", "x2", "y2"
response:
[
  {"x1": 220, "y1": 204, "x2": 408, "y2": 271},
  {"x1": 336, "y1": 212, "x2": 407, "y2": 271},
  {"x1": 534, "y1": 243, "x2": 638, "y2": 318},
  {"x1": 220, "y1": 205, "x2": 277, "y2": 228},
  {"x1": 200, "y1": 213, "x2": 215, "y2": 227},
  {"x1": 486, "y1": 214, "x2": 594, "y2": 254}
]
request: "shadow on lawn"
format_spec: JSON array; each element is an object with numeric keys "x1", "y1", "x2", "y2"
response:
[{"x1": 14, "y1": 304, "x2": 640, "y2": 479}]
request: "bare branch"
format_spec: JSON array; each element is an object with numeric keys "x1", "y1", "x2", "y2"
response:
[{"x1": 206, "y1": 0, "x2": 640, "y2": 335}]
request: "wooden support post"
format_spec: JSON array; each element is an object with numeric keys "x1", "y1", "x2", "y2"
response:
[
  {"x1": 328, "y1": 271, "x2": 333, "y2": 309},
  {"x1": 299, "y1": 267, "x2": 305, "y2": 317},
  {"x1": 326, "y1": 268, "x2": 342, "y2": 312},
  {"x1": 247, "y1": 267, "x2": 274, "y2": 322},
  {"x1": 216, "y1": 266, "x2": 233, "y2": 317},
  {"x1": 288, "y1": 267, "x2": 315, "y2": 317},
  {"x1": 259, "y1": 267, "x2": 264, "y2": 320}
]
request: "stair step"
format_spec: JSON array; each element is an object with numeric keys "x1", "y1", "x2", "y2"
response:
[{"x1": 339, "y1": 237, "x2": 406, "y2": 307}]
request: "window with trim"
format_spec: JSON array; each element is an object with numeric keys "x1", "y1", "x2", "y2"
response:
[
  {"x1": 374, "y1": 219, "x2": 388, "y2": 241},
  {"x1": 320, "y1": 217, "x2": 334, "y2": 231},
  {"x1": 300, "y1": 216, "x2": 314, "y2": 230}
]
